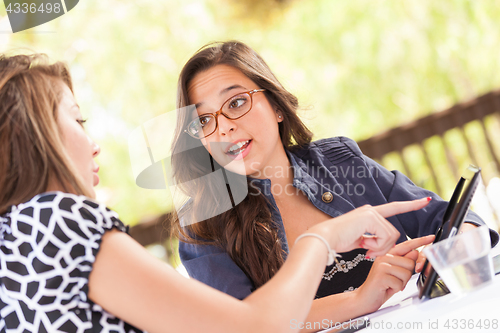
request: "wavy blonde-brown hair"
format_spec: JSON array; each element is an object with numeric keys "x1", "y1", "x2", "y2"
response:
[
  {"x1": 0, "y1": 53, "x2": 91, "y2": 215},
  {"x1": 172, "y1": 41, "x2": 313, "y2": 289}
]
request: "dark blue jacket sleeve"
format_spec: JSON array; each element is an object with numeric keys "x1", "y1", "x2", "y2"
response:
[
  {"x1": 342, "y1": 137, "x2": 499, "y2": 246},
  {"x1": 179, "y1": 238, "x2": 255, "y2": 300}
]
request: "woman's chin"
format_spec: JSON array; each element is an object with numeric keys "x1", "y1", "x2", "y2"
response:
[
  {"x1": 223, "y1": 159, "x2": 250, "y2": 175},
  {"x1": 93, "y1": 173, "x2": 100, "y2": 186}
]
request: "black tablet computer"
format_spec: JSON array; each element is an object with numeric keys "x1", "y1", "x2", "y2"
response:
[{"x1": 417, "y1": 165, "x2": 482, "y2": 300}]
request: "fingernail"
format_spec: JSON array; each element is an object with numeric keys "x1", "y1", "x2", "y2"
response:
[
  {"x1": 365, "y1": 254, "x2": 371, "y2": 259},
  {"x1": 427, "y1": 197, "x2": 432, "y2": 202}
]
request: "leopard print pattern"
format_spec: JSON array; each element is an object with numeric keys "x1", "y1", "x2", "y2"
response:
[{"x1": 0, "y1": 192, "x2": 145, "y2": 333}]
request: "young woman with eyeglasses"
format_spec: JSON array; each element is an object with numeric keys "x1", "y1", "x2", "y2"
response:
[
  {"x1": 172, "y1": 41, "x2": 497, "y2": 330},
  {"x1": 0, "y1": 53, "x2": 435, "y2": 333}
]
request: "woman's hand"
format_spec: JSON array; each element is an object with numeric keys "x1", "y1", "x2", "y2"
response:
[
  {"x1": 415, "y1": 222, "x2": 477, "y2": 274},
  {"x1": 354, "y1": 235, "x2": 435, "y2": 313},
  {"x1": 415, "y1": 244, "x2": 432, "y2": 275},
  {"x1": 310, "y1": 198, "x2": 431, "y2": 258}
]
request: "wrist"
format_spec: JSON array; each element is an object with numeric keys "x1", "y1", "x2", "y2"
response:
[
  {"x1": 342, "y1": 287, "x2": 372, "y2": 320},
  {"x1": 308, "y1": 223, "x2": 337, "y2": 251},
  {"x1": 350, "y1": 286, "x2": 371, "y2": 315},
  {"x1": 295, "y1": 231, "x2": 340, "y2": 266}
]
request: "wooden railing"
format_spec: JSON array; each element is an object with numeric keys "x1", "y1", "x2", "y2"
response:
[
  {"x1": 357, "y1": 89, "x2": 500, "y2": 197},
  {"x1": 130, "y1": 89, "x2": 500, "y2": 248}
]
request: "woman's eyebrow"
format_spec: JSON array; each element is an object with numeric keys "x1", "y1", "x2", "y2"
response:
[
  {"x1": 219, "y1": 84, "x2": 245, "y2": 96},
  {"x1": 194, "y1": 84, "x2": 247, "y2": 109}
]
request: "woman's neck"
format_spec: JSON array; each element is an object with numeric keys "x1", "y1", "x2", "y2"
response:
[
  {"x1": 250, "y1": 147, "x2": 294, "y2": 197},
  {"x1": 45, "y1": 177, "x2": 63, "y2": 193}
]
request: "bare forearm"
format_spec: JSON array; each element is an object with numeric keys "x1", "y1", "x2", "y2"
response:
[
  {"x1": 90, "y1": 200, "x2": 421, "y2": 333},
  {"x1": 243, "y1": 237, "x2": 329, "y2": 333},
  {"x1": 91, "y1": 228, "x2": 331, "y2": 333},
  {"x1": 298, "y1": 292, "x2": 367, "y2": 333}
]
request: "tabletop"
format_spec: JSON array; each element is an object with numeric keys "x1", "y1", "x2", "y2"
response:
[{"x1": 319, "y1": 245, "x2": 500, "y2": 333}]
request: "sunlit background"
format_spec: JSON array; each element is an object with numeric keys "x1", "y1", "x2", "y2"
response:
[{"x1": 1, "y1": 0, "x2": 500, "y2": 265}]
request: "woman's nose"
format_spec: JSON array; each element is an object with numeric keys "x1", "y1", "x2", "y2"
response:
[
  {"x1": 217, "y1": 114, "x2": 236, "y2": 136},
  {"x1": 90, "y1": 137, "x2": 101, "y2": 157}
]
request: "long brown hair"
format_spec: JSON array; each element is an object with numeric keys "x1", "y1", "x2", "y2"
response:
[
  {"x1": 0, "y1": 53, "x2": 91, "y2": 215},
  {"x1": 172, "y1": 41, "x2": 313, "y2": 289}
]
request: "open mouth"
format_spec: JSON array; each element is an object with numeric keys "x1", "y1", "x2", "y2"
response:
[{"x1": 226, "y1": 140, "x2": 252, "y2": 156}]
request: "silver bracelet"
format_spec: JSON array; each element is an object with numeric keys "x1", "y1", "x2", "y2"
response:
[{"x1": 294, "y1": 233, "x2": 341, "y2": 266}]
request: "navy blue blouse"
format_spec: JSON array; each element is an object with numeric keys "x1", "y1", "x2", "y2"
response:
[{"x1": 179, "y1": 137, "x2": 498, "y2": 300}]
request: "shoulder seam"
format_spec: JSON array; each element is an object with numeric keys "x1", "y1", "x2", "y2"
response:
[
  {"x1": 338, "y1": 136, "x2": 363, "y2": 158},
  {"x1": 311, "y1": 137, "x2": 363, "y2": 165}
]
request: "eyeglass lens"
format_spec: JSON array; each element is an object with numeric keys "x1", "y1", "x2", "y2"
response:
[{"x1": 189, "y1": 92, "x2": 253, "y2": 138}]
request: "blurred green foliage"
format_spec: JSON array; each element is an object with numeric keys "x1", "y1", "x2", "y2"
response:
[{"x1": 1, "y1": 0, "x2": 500, "y2": 228}]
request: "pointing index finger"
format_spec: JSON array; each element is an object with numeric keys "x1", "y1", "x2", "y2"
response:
[
  {"x1": 373, "y1": 197, "x2": 432, "y2": 218},
  {"x1": 390, "y1": 235, "x2": 435, "y2": 256}
]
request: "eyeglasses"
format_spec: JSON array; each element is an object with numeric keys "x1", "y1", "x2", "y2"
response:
[{"x1": 184, "y1": 89, "x2": 266, "y2": 139}]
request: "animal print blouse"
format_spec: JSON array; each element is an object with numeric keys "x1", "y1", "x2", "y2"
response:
[{"x1": 0, "y1": 192, "x2": 145, "y2": 333}]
